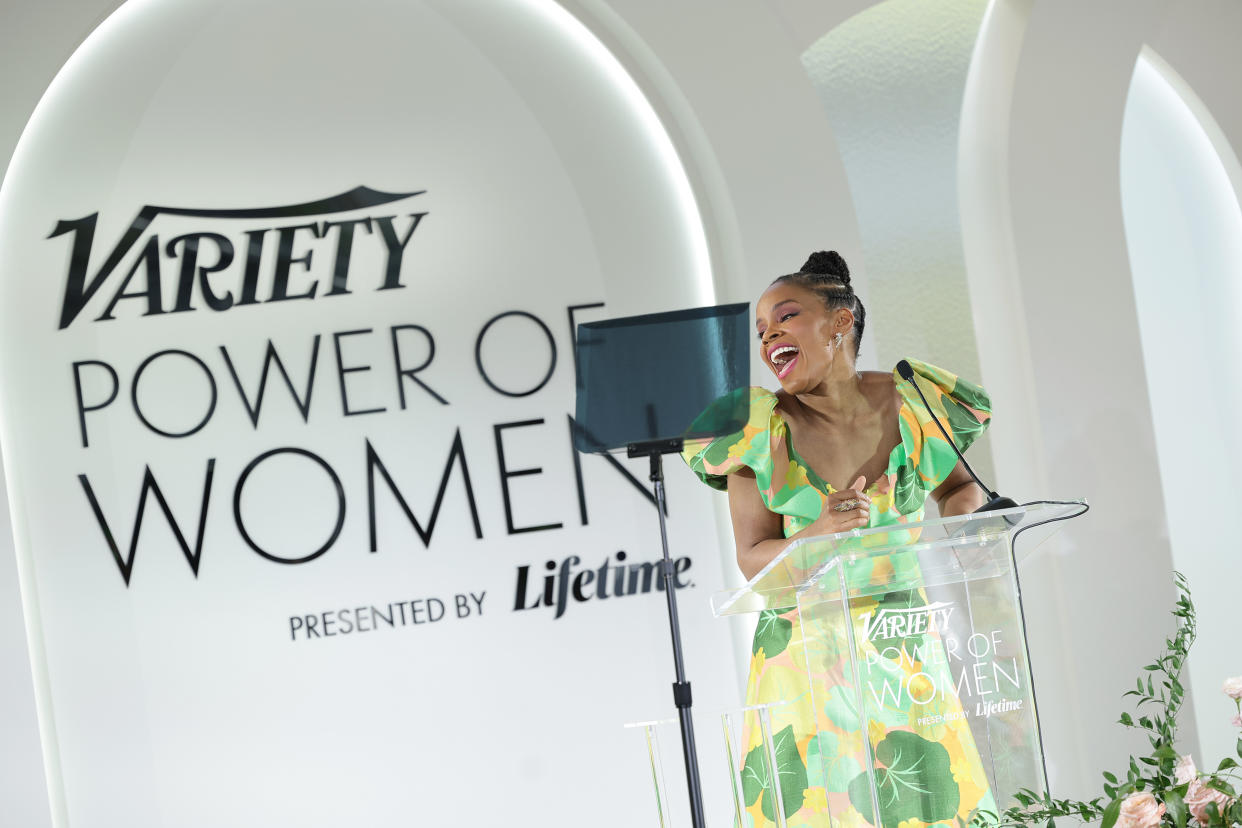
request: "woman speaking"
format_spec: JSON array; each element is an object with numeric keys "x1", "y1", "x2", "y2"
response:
[{"x1": 683, "y1": 251, "x2": 995, "y2": 828}]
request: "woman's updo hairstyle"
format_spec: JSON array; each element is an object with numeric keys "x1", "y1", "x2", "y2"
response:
[{"x1": 770, "y1": 250, "x2": 866, "y2": 356}]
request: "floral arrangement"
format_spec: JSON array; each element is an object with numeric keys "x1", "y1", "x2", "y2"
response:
[{"x1": 980, "y1": 573, "x2": 1241, "y2": 828}]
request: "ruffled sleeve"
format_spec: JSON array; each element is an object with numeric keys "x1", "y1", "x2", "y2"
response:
[
  {"x1": 681, "y1": 387, "x2": 779, "y2": 492},
  {"x1": 889, "y1": 359, "x2": 992, "y2": 515}
]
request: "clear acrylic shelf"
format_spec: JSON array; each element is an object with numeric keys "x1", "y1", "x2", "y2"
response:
[{"x1": 711, "y1": 501, "x2": 1084, "y2": 617}]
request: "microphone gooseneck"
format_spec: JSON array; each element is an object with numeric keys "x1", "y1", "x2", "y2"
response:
[{"x1": 895, "y1": 359, "x2": 1018, "y2": 516}]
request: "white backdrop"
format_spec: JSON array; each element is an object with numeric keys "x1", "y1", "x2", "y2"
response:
[
  {"x1": 6, "y1": 0, "x2": 1242, "y2": 824},
  {"x1": 0, "y1": 0, "x2": 743, "y2": 825}
]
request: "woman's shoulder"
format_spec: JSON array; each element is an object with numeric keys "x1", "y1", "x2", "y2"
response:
[
  {"x1": 680, "y1": 386, "x2": 781, "y2": 491},
  {"x1": 889, "y1": 358, "x2": 991, "y2": 426},
  {"x1": 858, "y1": 369, "x2": 902, "y2": 407},
  {"x1": 688, "y1": 386, "x2": 779, "y2": 429},
  {"x1": 747, "y1": 385, "x2": 780, "y2": 407},
  {"x1": 884, "y1": 358, "x2": 992, "y2": 512}
]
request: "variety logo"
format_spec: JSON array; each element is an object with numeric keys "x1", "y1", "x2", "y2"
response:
[
  {"x1": 860, "y1": 601, "x2": 956, "y2": 641},
  {"x1": 51, "y1": 186, "x2": 427, "y2": 329}
]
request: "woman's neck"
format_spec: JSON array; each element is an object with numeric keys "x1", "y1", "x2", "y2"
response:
[{"x1": 793, "y1": 363, "x2": 869, "y2": 423}]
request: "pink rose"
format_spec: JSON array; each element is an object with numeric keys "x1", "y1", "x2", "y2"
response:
[
  {"x1": 1175, "y1": 754, "x2": 1198, "y2": 785},
  {"x1": 1224, "y1": 676, "x2": 1242, "y2": 700},
  {"x1": 1186, "y1": 777, "x2": 1235, "y2": 825},
  {"x1": 1117, "y1": 791, "x2": 1166, "y2": 828}
]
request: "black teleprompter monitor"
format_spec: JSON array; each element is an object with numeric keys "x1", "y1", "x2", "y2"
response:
[
  {"x1": 572, "y1": 301, "x2": 750, "y2": 828},
  {"x1": 573, "y1": 302, "x2": 750, "y2": 455}
]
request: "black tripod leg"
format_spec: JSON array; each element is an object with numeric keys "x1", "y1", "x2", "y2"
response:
[{"x1": 651, "y1": 453, "x2": 707, "y2": 828}]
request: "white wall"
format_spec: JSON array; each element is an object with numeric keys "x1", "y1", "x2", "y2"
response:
[
  {"x1": 1122, "y1": 48, "x2": 1242, "y2": 771},
  {"x1": 1010, "y1": 0, "x2": 1182, "y2": 793},
  {"x1": 1, "y1": 5, "x2": 127, "y2": 824},
  {"x1": 802, "y1": 0, "x2": 988, "y2": 377},
  {"x1": 959, "y1": 0, "x2": 1242, "y2": 798},
  {"x1": 4, "y1": 0, "x2": 1242, "y2": 823},
  {"x1": 1144, "y1": 0, "x2": 1242, "y2": 768}
]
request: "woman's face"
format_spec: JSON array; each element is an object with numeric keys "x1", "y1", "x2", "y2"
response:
[{"x1": 755, "y1": 281, "x2": 850, "y2": 392}]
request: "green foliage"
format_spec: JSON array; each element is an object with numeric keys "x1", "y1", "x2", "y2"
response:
[{"x1": 970, "y1": 573, "x2": 1239, "y2": 828}]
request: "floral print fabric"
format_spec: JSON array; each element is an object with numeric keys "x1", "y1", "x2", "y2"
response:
[{"x1": 682, "y1": 360, "x2": 994, "y2": 828}]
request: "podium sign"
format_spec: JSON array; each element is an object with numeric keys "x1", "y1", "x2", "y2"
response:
[{"x1": 713, "y1": 503, "x2": 1082, "y2": 827}]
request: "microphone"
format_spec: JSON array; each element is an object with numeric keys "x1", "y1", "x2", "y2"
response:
[{"x1": 895, "y1": 360, "x2": 1018, "y2": 517}]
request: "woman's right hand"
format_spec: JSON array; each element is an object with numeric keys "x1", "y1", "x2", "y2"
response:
[
  {"x1": 728, "y1": 470, "x2": 871, "y2": 581},
  {"x1": 810, "y1": 475, "x2": 870, "y2": 535}
]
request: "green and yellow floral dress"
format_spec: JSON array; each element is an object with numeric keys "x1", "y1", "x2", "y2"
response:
[{"x1": 683, "y1": 359, "x2": 995, "y2": 828}]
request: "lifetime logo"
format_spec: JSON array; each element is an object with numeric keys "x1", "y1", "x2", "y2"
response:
[{"x1": 859, "y1": 601, "x2": 956, "y2": 642}]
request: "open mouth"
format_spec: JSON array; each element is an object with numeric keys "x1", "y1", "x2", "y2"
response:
[{"x1": 768, "y1": 345, "x2": 800, "y2": 379}]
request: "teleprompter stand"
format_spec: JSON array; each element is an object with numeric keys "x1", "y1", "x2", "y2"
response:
[
  {"x1": 630, "y1": 436, "x2": 705, "y2": 828},
  {"x1": 573, "y1": 302, "x2": 751, "y2": 828}
]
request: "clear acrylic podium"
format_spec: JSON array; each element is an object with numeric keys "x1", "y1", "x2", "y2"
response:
[{"x1": 712, "y1": 502, "x2": 1082, "y2": 828}]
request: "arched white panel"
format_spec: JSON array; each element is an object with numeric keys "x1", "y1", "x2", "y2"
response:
[
  {"x1": 801, "y1": 0, "x2": 988, "y2": 385},
  {"x1": 1121, "y1": 47, "x2": 1242, "y2": 767},
  {"x1": 0, "y1": 1, "x2": 731, "y2": 825}
]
